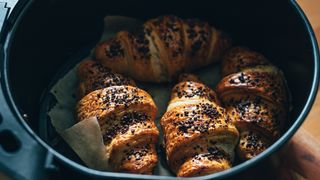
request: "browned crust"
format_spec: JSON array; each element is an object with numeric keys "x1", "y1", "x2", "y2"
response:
[
  {"x1": 76, "y1": 86, "x2": 156, "y2": 122},
  {"x1": 216, "y1": 65, "x2": 288, "y2": 106},
  {"x1": 111, "y1": 142, "x2": 158, "y2": 174},
  {"x1": 95, "y1": 15, "x2": 232, "y2": 82},
  {"x1": 221, "y1": 47, "x2": 270, "y2": 77},
  {"x1": 161, "y1": 75, "x2": 239, "y2": 177},
  {"x1": 169, "y1": 74, "x2": 220, "y2": 107},
  {"x1": 237, "y1": 131, "x2": 271, "y2": 160},
  {"x1": 177, "y1": 151, "x2": 231, "y2": 177},
  {"x1": 94, "y1": 37, "x2": 129, "y2": 75},
  {"x1": 224, "y1": 94, "x2": 286, "y2": 140},
  {"x1": 161, "y1": 102, "x2": 239, "y2": 173},
  {"x1": 207, "y1": 28, "x2": 232, "y2": 65},
  {"x1": 76, "y1": 85, "x2": 159, "y2": 173},
  {"x1": 77, "y1": 59, "x2": 136, "y2": 98},
  {"x1": 182, "y1": 19, "x2": 212, "y2": 69},
  {"x1": 217, "y1": 47, "x2": 290, "y2": 161},
  {"x1": 117, "y1": 30, "x2": 158, "y2": 82},
  {"x1": 144, "y1": 15, "x2": 186, "y2": 79}
]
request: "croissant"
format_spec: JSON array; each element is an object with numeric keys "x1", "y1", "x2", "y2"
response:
[
  {"x1": 77, "y1": 59, "x2": 136, "y2": 98},
  {"x1": 160, "y1": 74, "x2": 239, "y2": 177},
  {"x1": 76, "y1": 59, "x2": 159, "y2": 174},
  {"x1": 216, "y1": 47, "x2": 289, "y2": 160},
  {"x1": 94, "y1": 15, "x2": 231, "y2": 82}
]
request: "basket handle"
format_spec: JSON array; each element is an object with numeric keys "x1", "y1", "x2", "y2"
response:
[
  {"x1": 0, "y1": 10, "x2": 50, "y2": 177},
  {"x1": 0, "y1": 85, "x2": 50, "y2": 179}
]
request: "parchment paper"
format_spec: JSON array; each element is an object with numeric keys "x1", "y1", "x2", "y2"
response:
[{"x1": 47, "y1": 16, "x2": 221, "y2": 175}]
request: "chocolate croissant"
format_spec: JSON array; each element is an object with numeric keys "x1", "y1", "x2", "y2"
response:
[
  {"x1": 216, "y1": 47, "x2": 289, "y2": 160},
  {"x1": 77, "y1": 59, "x2": 136, "y2": 98},
  {"x1": 94, "y1": 15, "x2": 231, "y2": 82},
  {"x1": 76, "y1": 59, "x2": 159, "y2": 174},
  {"x1": 161, "y1": 74, "x2": 239, "y2": 177}
]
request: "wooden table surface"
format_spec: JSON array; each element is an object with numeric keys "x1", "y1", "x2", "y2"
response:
[{"x1": 297, "y1": 0, "x2": 320, "y2": 141}]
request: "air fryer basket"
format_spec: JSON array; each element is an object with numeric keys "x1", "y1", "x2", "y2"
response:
[{"x1": 0, "y1": 0, "x2": 318, "y2": 179}]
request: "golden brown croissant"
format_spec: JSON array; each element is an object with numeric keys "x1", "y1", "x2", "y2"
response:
[
  {"x1": 76, "y1": 59, "x2": 159, "y2": 174},
  {"x1": 160, "y1": 74, "x2": 239, "y2": 177},
  {"x1": 216, "y1": 47, "x2": 289, "y2": 160},
  {"x1": 77, "y1": 59, "x2": 136, "y2": 98},
  {"x1": 94, "y1": 15, "x2": 231, "y2": 82}
]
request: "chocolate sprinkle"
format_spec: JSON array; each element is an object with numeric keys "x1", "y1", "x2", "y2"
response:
[
  {"x1": 105, "y1": 39, "x2": 124, "y2": 58},
  {"x1": 88, "y1": 63, "x2": 133, "y2": 92},
  {"x1": 173, "y1": 103, "x2": 222, "y2": 134},
  {"x1": 174, "y1": 82, "x2": 216, "y2": 102},
  {"x1": 129, "y1": 30, "x2": 151, "y2": 60},
  {"x1": 123, "y1": 144, "x2": 150, "y2": 162},
  {"x1": 227, "y1": 95, "x2": 281, "y2": 135},
  {"x1": 102, "y1": 112, "x2": 150, "y2": 143},
  {"x1": 194, "y1": 146, "x2": 230, "y2": 161},
  {"x1": 243, "y1": 131, "x2": 267, "y2": 151}
]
